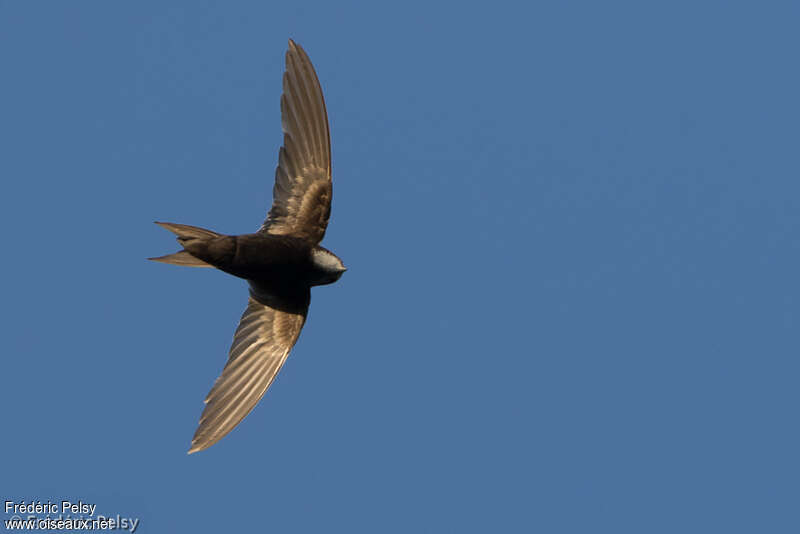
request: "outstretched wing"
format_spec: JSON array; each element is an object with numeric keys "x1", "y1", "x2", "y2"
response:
[
  {"x1": 261, "y1": 39, "x2": 332, "y2": 245},
  {"x1": 189, "y1": 293, "x2": 308, "y2": 454}
]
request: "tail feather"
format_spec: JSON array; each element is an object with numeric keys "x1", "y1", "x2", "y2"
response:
[
  {"x1": 150, "y1": 221, "x2": 221, "y2": 268},
  {"x1": 148, "y1": 251, "x2": 213, "y2": 267},
  {"x1": 154, "y1": 221, "x2": 222, "y2": 241}
]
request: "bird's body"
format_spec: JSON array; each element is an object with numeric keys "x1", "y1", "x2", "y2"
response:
[
  {"x1": 150, "y1": 40, "x2": 345, "y2": 454},
  {"x1": 171, "y1": 229, "x2": 338, "y2": 288}
]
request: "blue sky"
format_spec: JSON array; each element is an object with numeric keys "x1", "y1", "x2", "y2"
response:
[{"x1": 1, "y1": 1, "x2": 798, "y2": 532}]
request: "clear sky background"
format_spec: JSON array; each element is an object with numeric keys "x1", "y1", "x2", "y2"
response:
[{"x1": 1, "y1": 1, "x2": 798, "y2": 532}]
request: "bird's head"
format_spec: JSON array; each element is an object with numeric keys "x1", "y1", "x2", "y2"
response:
[{"x1": 310, "y1": 246, "x2": 347, "y2": 285}]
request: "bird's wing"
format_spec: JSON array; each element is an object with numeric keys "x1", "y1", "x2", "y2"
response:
[
  {"x1": 260, "y1": 39, "x2": 332, "y2": 245},
  {"x1": 189, "y1": 293, "x2": 308, "y2": 454}
]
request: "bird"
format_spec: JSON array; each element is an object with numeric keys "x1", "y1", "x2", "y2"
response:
[{"x1": 150, "y1": 39, "x2": 346, "y2": 454}]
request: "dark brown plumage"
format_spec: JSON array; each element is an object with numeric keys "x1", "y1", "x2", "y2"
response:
[{"x1": 150, "y1": 40, "x2": 345, "y2": 454}]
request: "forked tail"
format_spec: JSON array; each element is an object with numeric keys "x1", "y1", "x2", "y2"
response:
[{"x1": 148, "y1": 222, "x2": 221, "y2": 267}]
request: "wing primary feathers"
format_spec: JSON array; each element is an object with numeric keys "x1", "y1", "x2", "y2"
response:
[
  {"x1": 290, "y1": 40, "x2": 330, "y2": 168},
  {"x1": 286, "y1": 48, "x2": 322, "y2": 167}
]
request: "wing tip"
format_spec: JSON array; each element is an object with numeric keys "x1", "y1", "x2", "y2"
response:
[
  {"x1": 188, "y1": 439, "x2": 208, "y2": 455},
  {"x1": 287, "y1": 38, "x2": 310, "y2": 61}
]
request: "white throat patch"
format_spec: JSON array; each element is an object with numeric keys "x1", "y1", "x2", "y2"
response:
[{"x1": 312, "y1": 248, "x2": 345, "y2": 273}]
